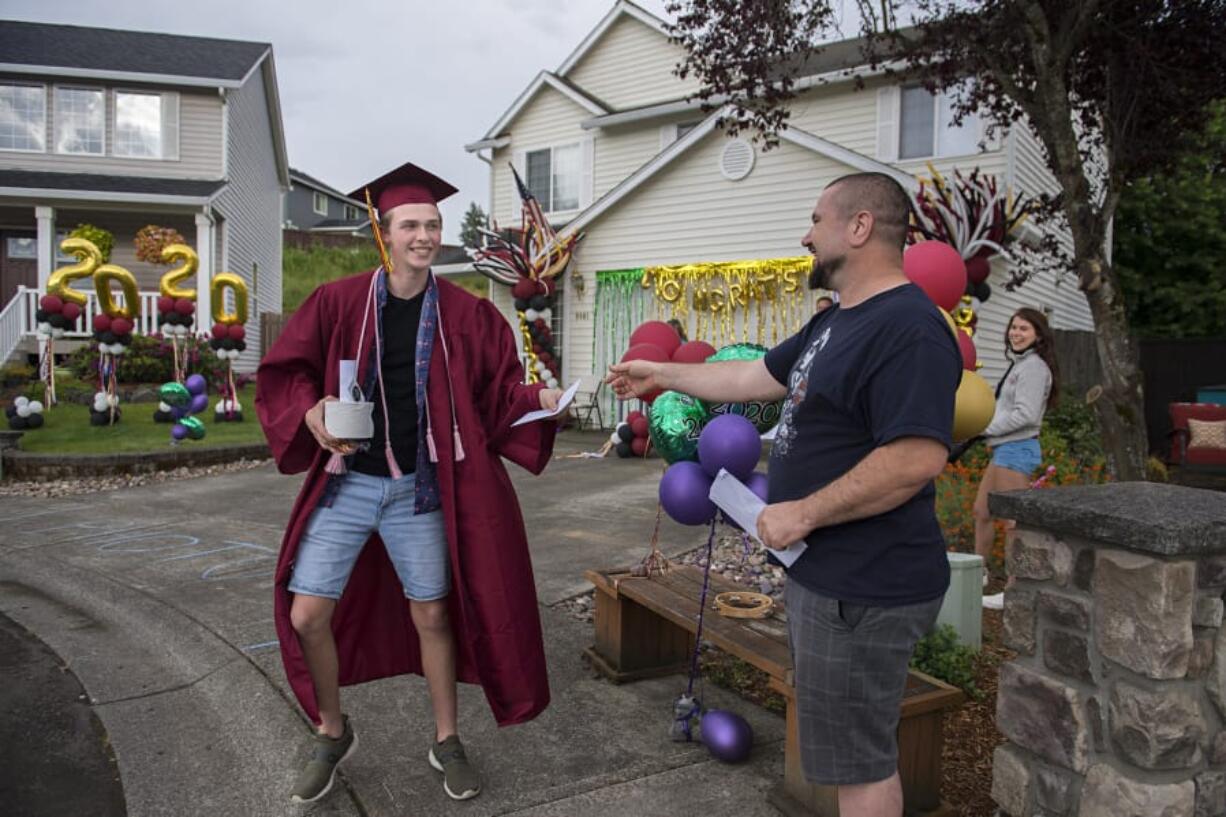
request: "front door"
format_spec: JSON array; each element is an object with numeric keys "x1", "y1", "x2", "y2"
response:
[{"x1": 1, "y1": 231, "x2": 37, "y2": 307}]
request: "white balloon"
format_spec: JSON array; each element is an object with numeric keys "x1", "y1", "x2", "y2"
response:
[
  {"x1": 176, "y1": 325, "x2": 189, "y2": 336},
  {"x1": 95, "y1": 391, "x2": 108, "y2": 401},
  {"x1": 52, "y1": 328, "x2": 64, "y2": 339},
  {"x1": 93, "y1": 398, "x2": 108, "y2": 413},
  {"x1": 160, "y1": 323, "x2": 173, "y2": 335},
  {"x1": 158, "y1": 402, "x2": 171, "y2": 413},
  {"x1": 539, "y1": 308, "x2": 552, "y2": 322},
  {"x1": 610, "y1": 431, "x2": 621, "y2": 444},
  {"x1": 111, "y1": 344, "x2": 126, "y2": 355},
  {"x1": 16, "y1": 405, "x2": 31, "y2": 418},
  {"x1": 14, "y1": 396, "x2": 29, "y2": 408},
  {"x1": 524, "y1": 308, "x2": 539, "y2": 322},
  {"x1": 216, "y1": 349, "x2": 227, "y2": 360},
  {"x1": 28, "y1": 400, "x2": 43, "y2": 413},
  {"x1": 547, "y1": 378, "x2": 559, "y2": 389},
  {"x1": 230, "y1": 349, "x2": 242, "y2": 360},
  {"x1": 37, "y1": 322, "x2": 51, "y2": 334}
]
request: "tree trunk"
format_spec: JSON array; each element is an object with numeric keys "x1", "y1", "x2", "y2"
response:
[{"x1": 1080, "y1": 255, "x2": 1148, "y2": 480}]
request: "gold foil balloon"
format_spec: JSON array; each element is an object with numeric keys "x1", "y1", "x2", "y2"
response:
[
  {"x1": 952, "y1": 370, "x2": 995, "y2": 441},
  {"x1": 210, "y1": 272, "x2": 249, "y2": 325},
  {"x1": 159, "y1": 244, "x2": 198, "y2": 299},
  {"x1": 94, "y1": 264, "x2": 141, "y2": 320},
  {"x1": 939, "y1": 307, "x2": 959, "y2": 340},
  {"x1": 48, "y1": 238, "x2": 102, "y2": 306}
]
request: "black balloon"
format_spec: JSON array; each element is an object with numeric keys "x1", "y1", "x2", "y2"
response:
[
  {"x1": 973, "y1": 281, "x2": 991, "y2": 302},
  {"x1": 221, "y1": 338, "x2": 236, "y2": 350},
  {"x1": 48, "y1": 313, "x2": 66, "y2": 329},
  {"x1": 35, "y1": 309, "x2": 47, "y2": 322},
  {"x1": 9, "y1": 415, "x2": 27, "y2": 430},
  {"x1": 617, "y1": 423, "x2": 635, "y2": 442},
  {"x1": 25, "y1": 413, "x2": 43, "y2": 429},
  {"x1": 236, "y1": 340, "x2": 247, "y2": 352},
  {"x1": 89, "y1": 411, "x2": 108, "y2": 426},
  {"x1": 530, "y1": 295, "x2": 548, "y2": 310},
  {"x1": 100, "y1": 331, "x2": 117, "y2": 344},
  {"x1": 514, "y1": 298, "x2": 529, "y2": 311},
  {"x1": 4, "y1": 405, "x2": 15, "y2": 419},
  {"x1": 615, "y1": 441, "x2": 633, "y2": 458}
]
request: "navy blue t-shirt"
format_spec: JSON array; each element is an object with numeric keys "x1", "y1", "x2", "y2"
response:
[{"x1": 763, "y1": 283, "x2": 961, "y2": 606}]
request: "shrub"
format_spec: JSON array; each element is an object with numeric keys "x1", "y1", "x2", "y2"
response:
[
  {"x1": 67, "y1": 223, "x2": 114, "y2": 263},
  {"x1": 910, "y1": 624, "x2": 982, "y2": 700},
  {"x1": 1041, "y1": 398, "x2": 1104, "y2": 465},
  {"x1": 134, "y1": 224, "x2": 186, "y2": 264},
  {"x1": 1, "y1": 362, "x2": 36, "y2": 387},
  {"x1": 65, "y1": 334, "x2": 228, "y2": 387}
]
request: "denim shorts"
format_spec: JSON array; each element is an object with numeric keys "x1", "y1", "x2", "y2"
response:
[
  {"x1": 288, "y1": 470, "x2": 449, "y2": 602},
  {"x1": 991, "y1": 438, "x2": 1042, "y2": 477}
]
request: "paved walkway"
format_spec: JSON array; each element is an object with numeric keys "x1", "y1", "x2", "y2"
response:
[{"x1": 0, "y1": 431, "x2": 787, "y2": 816}]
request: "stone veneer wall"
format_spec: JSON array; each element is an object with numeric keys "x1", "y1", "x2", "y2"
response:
[{"x1": 988, "y1": 482, "x2": 1226, "y2": 817}]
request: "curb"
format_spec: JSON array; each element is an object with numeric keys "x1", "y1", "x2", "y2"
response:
[{"x1": 2, "y1": 442, "x2": 271, "y2": 481}]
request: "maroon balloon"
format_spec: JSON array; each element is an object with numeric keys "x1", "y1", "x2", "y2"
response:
[
  {"x1": 965, "y1": 254, "x2": 991, "y2": 285},
  {"x1": 175, "y1": 298, "x2": 195, "y2": 315},
  {"x1": 620, "y1": 342, "x2": 671, "y2": 403},
  {"x1": 631, "y1": 436, "x2": 648, "y2": 457},
  {"x1": 512, "y1": 278, "x2": 537, "y2": 300},
  {"x1": 956, "y1": 329, "x2": 977, "y2": 370},
  {"x1": 903, "y1": 241, "x2": 966, "y2": 312},
  {"x1": 211, "y1": 323, "x2": 228, "y2": 340},
  {"x1": 629, "y1": 321, "x2": 682, "y2": 359},
  {"x1": 671, "y1": 340, "x2": 717, "y2": 364},
  {"x1": 40, "y1": 294, "x2": 63, "y2": 313},
  {"x1": 110, "y1": 317, "x2": 133, "y2": 336},
  {"x1": 625, "y1": 410, "x2": 644, "y2": 426},
  {"x1": 698, "y1": 414, "x2": 762, "y2": 480},
  {"x1": 228, "y1": 324, "x2": 246, "y2": 341},
  {"x1": 92, "y1": 313, "x2": 112, "y2": 332},
  {"x1": 61, "y1": 301, "x2": 82, "y2": 322},
  {"x1": 630, "y1": 416, "x2": 649, "y2": 438},
  {"x1": 157, "y1": 296, "x2": 175, "y2": 314},
  {"x1": 659, "y1": 461, "x2": 716, "y2": 526}
]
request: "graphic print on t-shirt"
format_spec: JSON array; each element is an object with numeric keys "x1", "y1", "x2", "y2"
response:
[{"x1": 774, "y1": 325, "x2": 831, "y2": 458}]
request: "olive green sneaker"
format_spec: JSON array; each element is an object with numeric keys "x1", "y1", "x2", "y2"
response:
[
  {"x1": 289, "y1": 716, "x2": 357, "y2": 803},
  {"x1": 428, "y1": 735, "x2": 481, "y2": 801}
]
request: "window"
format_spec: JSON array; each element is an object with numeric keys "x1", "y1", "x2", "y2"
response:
[
  {"x1": 313, "y1": 192, "x2": 328, "y2": 216},
  {"x1": 899, "y1": 85, "x2": 982, "y2": 160},
  {"x1": 344, "y1": 204, "x2": 360, "y2": 221},
  {"x1": 114, "y1": 90, "x2": 179, "y2": 159},
  {"x1": 54, "y1": 87, "x2": 104, "y2": 155},
  {"x1": 0, "y1": 84, "x2": 45, "y2": 152},
  {"x1": 6, "y1": 237, "x2": 36, "y2": 259},
  {"x1": 525, "y1": 143, "x2": 581, "y2": 213}
]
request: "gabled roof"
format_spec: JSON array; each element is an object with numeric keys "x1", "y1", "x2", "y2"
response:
[
  {"x1": 289, "y1": 168, "x2": 365, "y2": 207},
  {"x1": 0, "y1": 169, "x2": 225, "y2": 205},
  {"x1": 555, "y1": 0, "x2": 669, "y2": 76},
  {"x1": 469, "y1": 71, "x2": 610, "y2": 147},
  {"x1": 0, "y1": 20, "x2": 269, "y2": 88},
  {"x1": 564, "y1": 109, "x2": 918, "y2": 235}
]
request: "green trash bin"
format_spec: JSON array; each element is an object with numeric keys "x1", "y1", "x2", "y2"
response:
[{"x1": 935, "y1": 552, "x2": 984, "y2": 650}]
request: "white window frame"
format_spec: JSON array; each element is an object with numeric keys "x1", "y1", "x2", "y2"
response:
[
  {"x1": 112, "y1": 89, "x2": 180, "y2": 160},
  {"x1": 313, "y1": 191, "x2": 329, "y2": 217},
  {"x1": 344, "y1": 204, "x2": 360, "y2": 221},
  {"x1": 897, "y1": 83, "x2": 983, "y2": 161},
  {"x1": 53, "y1": 85, "x2": 106, "y2": 157},
  {"x1": 0, "y1": 82, "x2": 47, "y2": 154},
  {"x1": 5, "y1": 236, "x2": 37, "y2": 259},
  {"x1": 515, "y1": 137, "x2": 593, "y2": 219}
]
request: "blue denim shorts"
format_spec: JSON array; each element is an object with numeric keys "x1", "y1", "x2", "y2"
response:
[
  {"x1": 288, "y1": 470, "x2": 449, "y2": 602},
  {"x1": 991, "y1": 438, "x2": 1042, "y2": 477}
]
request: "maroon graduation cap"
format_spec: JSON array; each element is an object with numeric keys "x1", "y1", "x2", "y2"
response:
[{"x1": 351, "y1": 161, "x2": 458, "y2": 215}]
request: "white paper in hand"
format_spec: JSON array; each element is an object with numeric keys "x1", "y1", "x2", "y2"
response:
[
  {"x1": 511, "y1": 380, "x2": 582, "y2": 427},
  {"x1": 708, "y1": 468, "x2": 808, "y2": 568}
]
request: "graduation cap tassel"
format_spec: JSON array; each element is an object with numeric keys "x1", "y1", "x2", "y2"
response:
[{"x1": 365, "y1": 189, "x2": 394, "y2": 274}]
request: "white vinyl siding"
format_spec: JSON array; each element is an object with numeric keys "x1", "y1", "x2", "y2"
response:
[
  {"x1": 563, "y1": 14, "x2": 699, "y2": 110},
  {"x1": 0, "y1": 83, "x2": 46, "y2": 152},
  {"x1": 0, "y1": 77, "x2": 221, "y2": 178},
  {"x1": 53, "y1": 86, "x2": 104, "y2": 155}
]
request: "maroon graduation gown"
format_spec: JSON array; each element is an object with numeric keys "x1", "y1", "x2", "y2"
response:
[{"x1": 256, "y1": 271, "x2": 556, "y2": 726}]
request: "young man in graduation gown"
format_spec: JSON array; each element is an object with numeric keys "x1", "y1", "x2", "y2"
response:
[{"x1": 256, "y1": 162, "x2": 565, "y2": 804}]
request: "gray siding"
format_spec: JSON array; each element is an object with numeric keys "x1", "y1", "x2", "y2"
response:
[
  {"x1": 283, "y1": 184, "x2": 361, "y2": 229},
  {"x1": 0, "y1": 74, "x2": 224, "y2": 180},
  {"x1": 212, "y1": 65, "x2": 283, "y2": 372},
  {"x1": 54, "y1": 208, "x2": 197, "y2": 292}
]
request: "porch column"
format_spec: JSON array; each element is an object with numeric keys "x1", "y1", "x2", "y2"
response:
[
  {"x1": 35, "y1": 206, "x2": 55, "y2": 290},
  {"x1": 195, "y1": 212, "x2": 213, "y2": 334}
]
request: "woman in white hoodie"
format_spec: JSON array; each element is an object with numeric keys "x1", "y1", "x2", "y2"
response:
[{"x1": 973, "y1": 308, "x2": 1060, "y2": 582}]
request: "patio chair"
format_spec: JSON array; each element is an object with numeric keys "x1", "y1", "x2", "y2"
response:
[{"x1": 573, "y1": 374, "x2": 605, "y2": 431}]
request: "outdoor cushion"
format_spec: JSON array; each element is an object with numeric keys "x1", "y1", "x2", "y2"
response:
[
  {"x1": 1168, "y1": 402, "x2": 1226, "y2": 462},
  {"x1": 1188, "y1": 418, "x2": 1226, "y2": 450}
]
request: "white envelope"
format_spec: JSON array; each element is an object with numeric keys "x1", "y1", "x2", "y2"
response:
[{"x1": 708, "y1": 468, "x2": 807, "y2": 568}]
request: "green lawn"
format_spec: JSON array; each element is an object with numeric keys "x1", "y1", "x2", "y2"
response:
[{"x1": 17, "y1": 384, "x2": 268, "y2": 455}]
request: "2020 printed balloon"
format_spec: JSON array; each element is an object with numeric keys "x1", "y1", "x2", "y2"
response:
[
  {"x1": 647, "y1": 390, "x2": 710, "y2": 464},
  {"x1": 704, "y1": 344, "x2": 783, "y2": 434}
]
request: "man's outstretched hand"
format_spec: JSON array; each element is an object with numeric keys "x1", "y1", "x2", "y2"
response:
[{"x1": 606, "y1": 360, "x2": 665, "y2": 401}]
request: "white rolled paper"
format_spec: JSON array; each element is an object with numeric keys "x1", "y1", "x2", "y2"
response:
[{"x1": 324, "y1": 400, "x2": 375, "y2": 441}]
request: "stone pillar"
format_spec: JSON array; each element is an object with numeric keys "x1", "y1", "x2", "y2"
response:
[{"x1": 988, "y1": 482, "x2": 1226, "y2": 817}]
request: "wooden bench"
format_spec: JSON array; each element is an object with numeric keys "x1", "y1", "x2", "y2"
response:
[{"x1": 584, "y1": 565, "x2": 963, "y2": 817}]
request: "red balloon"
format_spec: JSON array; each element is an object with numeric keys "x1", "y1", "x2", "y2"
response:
[
  {"x1": 61, "y1": 301, "x2": 82, "y2": 322},
  {"x1": 671, "y1": 340, "x2": 718, "y2": 364},
  {"x1": 631, "y1": 416, "x2": 649, "y2": 438},
  {"x1": 157, "y1": 296, "x2": 175, "y2": 314},
  {"x1": 228, "y1": 324, "x2": 246, "y2": 341},
  {"x1": 539, "y1": 352, "x2": 553, "y2": 365},
  {"x1": 534, "y1": 318, "x2": 547, "y2": 329},
  {"x1": 111, "y1": 317, "x2": 133, "y2": 336},
  {"x1": 211, "y1": 323, "x2": 228, "y2": 340},
  {"x1": 532, "y1": 343, "x2": 543, "y2": 354},
  {"x1": 40, "y1": 294, "x2": 63, "y2": 313},
  {"x1": 629, "y1": 321, "x2": 682, "y2": 358},
  {"x1": 174, "y1": 298, "x2": 195, "y2": 315},
  {"x1": 631, "y1": 437, "x2": 648, "y2": 457},
  {"x1": 903, "y1": 241, "x2": 967, "y2": 312},
  {"x1": 626, "y1": 410, "x2": 645, "y2": 426},
  {"x1": 92, "y1": 313, "x2": 112, "y2": 332},
  {"x1": 620, "y1": 343, "x2": 670, "y2": 403},
  {"x1": 965, "y1": 255, "x2": 991, "y2": 285},
  {"x1": 512, "y1": 278, "x2": 537, "y2": 300},
  {"x1": 956, "y1": 329, "x2": 977, "y2": 370}
]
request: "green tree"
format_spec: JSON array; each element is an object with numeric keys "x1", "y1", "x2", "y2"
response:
[
  {"x1": 459, "y1": 202, "x2": 488, "y2": 249},
  {"x1": 1114, "y1": 101, "x2": 1226, "y2": 339},
  {"x1": 666, "y1": 0, "x2": 1226, "y2": 479}
]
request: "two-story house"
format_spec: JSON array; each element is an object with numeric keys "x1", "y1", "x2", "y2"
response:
[
  {"x1": 466, "y1": 0, "x2": 1093, "y2": 424},
  {"x1": 284, "y1": 167, "x2": 369, "y2": 235},
  {"x1": 0, "y1": 20, "x2": 288, "y2": 371}
]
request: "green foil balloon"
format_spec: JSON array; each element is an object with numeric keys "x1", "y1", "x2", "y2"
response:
[
  {"x1": 647, "y1": 390, "x2": 710, "y2": 464},
  {"x1": 705, "y1": 343, "x2": 784, "y2": 434},
  {"x1": 159, "y1": 381, "x2": 190, "y2": 409},
  {"x1": 180, "y1": 416, "x2": 206, "y2": 440}
]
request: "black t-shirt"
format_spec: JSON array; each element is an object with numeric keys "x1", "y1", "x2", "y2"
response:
[
  {"x1": 763, "y1": 283, "x2": 961, "y2": 606},
  {"x1": 351, "y1": 290, "x2": 423, "y2": 477}
]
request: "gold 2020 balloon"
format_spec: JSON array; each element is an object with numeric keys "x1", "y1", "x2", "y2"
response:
[
  {"x1": 210, "y1": 272, "x2": 249, "y2": 326},
  {"x1": 159, "y1": 244, "x2": 198, "y2": 300},
  {"x1": 94, "y1": 264, "x2": 141, "y2": 320},
  {"x1": 48, "y1": 237, "x2": 102, "y2": 306},
  {"x1": 952, "y1": 370, "x2": 995, "y2": 441}
]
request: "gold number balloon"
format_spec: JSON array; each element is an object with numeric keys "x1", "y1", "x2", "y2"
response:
[
  {"x1": 94, "y1": 264, "x2": 141, "y2": 320},
  {"x1": 48, "y1": 238, "x2": 102, "y2": 306},
  {"x1": 210, "y1": 272, "x2": 249, "y2": 325},
  {"x1": 159, "y1": 244, "x2": 198, "y2": 300}
]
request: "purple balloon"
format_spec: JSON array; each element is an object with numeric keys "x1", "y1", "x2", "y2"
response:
[
  {"x1": 746, "y1": 471, "x2": 769, "y2": 502},
  {"x1": 189, "y1": 393, "x2": 209, "y2": 415},
  {"x1": 659, "y1": 461, "x2": 716, "y2": 526},
  {"x1": 171, "y1": 405, "x2": 188, "y2": 420},
  {"x1": 698, "y1": 414, "x2": 762, "y2": 480},
  {"x1": 185, "y1": 373, "x2": 208, "y2": 396},
  {"x1": 171, "y1": 423, "x2": 188, "y2": 441},
  {"x1": 701, "y1": 709, "x2": 753, "y2": 763}
]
